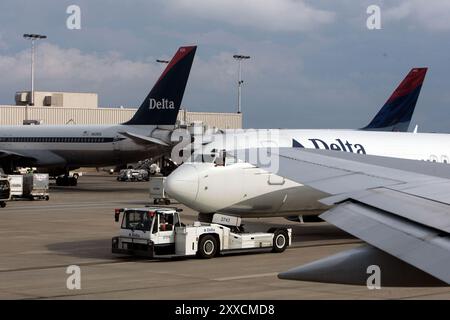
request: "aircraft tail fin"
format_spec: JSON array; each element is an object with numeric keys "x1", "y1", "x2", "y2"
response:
[
  {"x1": 361, "y1": 68, "x2": 427, "y2": 132},
  {"x1": 124, "y1": 46, "x2": 197, "y2": 126}
]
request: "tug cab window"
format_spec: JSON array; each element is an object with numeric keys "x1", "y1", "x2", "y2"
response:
[
  {"x1": 121, "y1": 210, "x2": 153, "y2": 232},
  {"x1": 159, "y1": 213, "x2": 173, "y2": 232}
]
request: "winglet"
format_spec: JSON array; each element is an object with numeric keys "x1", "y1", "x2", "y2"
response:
[{"x1": 361, "y1": 68, "x2": 427, "y2": 132}]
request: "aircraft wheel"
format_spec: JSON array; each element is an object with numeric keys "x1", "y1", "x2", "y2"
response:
[
  {"x1": 197, "y1": 235, "x2": 218, "y2": 259},
  {"x1": 69, "y1": 177, "x2": 77, "y2": 186},
  {"x1": 271, "y1": 229, "x2": 288, "y2": 253}
]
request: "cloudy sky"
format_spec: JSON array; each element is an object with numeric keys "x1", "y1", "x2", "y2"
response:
[{"x1": 0, "y1": 0, "x2": 449, "y2": 131}]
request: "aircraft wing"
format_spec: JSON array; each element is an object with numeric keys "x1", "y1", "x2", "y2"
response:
[
  {"x1": 234, "y1": 148, "x2": 450, "y2": 285},
  {"x1": 119, "y1": 132, "x2": 169, "y2": 146},
  {"x1": 0, "y1": 149, "x2": 36, "y2": 161}
]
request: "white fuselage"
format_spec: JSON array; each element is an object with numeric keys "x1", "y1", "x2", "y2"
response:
[
  {"x1": 0, "y1": 124, "x2": 171, "y2": 171},
  {"x1": 165, "y1": 129, "x2": 450, "y2": 217}
]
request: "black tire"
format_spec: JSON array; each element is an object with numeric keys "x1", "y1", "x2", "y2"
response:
[
  {"x1": 70, "y1": 177, "x2": 78, "y2": 186},
  {"x1": 153, "y1": 199, "x2": 158, "y2": 205},
  {"x1": 164, "y1": 199, "x2": 171, "y2": 205},
  {"x1": 197, "y1": 235, "x2": 218, "y2": 259},
  {"x1": 271, "y1": 229, "x2": 288, "y2": 253},
  {"x1": 0, "y1": 202, "x2": 6, "y2": 208},
  {"x1": 45, "y1": 196, "x2": 49, "y2": 201}
]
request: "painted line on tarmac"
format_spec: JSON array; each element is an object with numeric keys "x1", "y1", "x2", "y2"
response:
[
  {"x1": 0, "y1": 259, "x2": 136, "y2": 273},
  {"x1": 289, "y1": 239, "x2": 362, "y2": 249},
  {"x1": 3, "y1": 202, "x2": 129, "y2": 211},
  {"x1": 213, "y1": 272, "x2": 278, "y2": 281}
]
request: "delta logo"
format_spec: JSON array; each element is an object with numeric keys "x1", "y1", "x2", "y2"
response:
[
  {"x1": 149, "y1": 98, "x2": 175, "y2": 110},
  {"x1": 293, "y1": 138, "x2": 367, "y2": 154}
]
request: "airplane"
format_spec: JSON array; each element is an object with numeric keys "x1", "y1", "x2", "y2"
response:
[
  {"x1": 0, "y1": 45, "x2": 197, "y2": 185},
  {"x1": 235, "y1": 147, "x2": 450, "y2": 286},
  {"x1": 164, "y1": 68, "x2": 445, "y2": 220}
]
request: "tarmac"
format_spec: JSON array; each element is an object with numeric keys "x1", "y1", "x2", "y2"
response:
[{"x1": 0, "y1": 174, "x2": 449, "y2": 300}]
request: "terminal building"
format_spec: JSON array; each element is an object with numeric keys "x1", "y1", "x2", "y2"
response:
[{"x1": 0, "y1": 91, "x2": 242, "y2": 129}]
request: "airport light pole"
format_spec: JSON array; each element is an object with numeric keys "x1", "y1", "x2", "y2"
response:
[
  {"x1": 23, "y1": 34, "x2": 46, "y2": 121},
  {"x1": 233, "y1": 54, "x2": 250, "y2": 114}
]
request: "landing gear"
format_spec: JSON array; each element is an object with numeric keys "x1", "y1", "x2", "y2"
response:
[
  {"x1": 56, "y1": 175, "x2": 78, "y2": 186},
  {"x1": 153, "y1": 198, "x2": 171, "y2": 205}
]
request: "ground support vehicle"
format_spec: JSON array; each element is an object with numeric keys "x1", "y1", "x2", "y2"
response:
[
  {"x1": 112, "y1": 208, "x2": 292, "y2": 259},
  {"x1": 149, "y1": 176, "x2": 170, "y2": 205}
]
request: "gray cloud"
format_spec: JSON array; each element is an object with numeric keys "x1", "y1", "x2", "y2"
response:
[
  {"x1": 164, "y1": 0, "x2": 335, "y2": 32},
  {"x1": 385, "y1": 0, "x2": 450, "y2": 31},
  {"x1": 0, "y1": 43, "x2": 161, "y2": 106},
  {"x1": 0, "y1": 1, "x2": 449, "y2": 132}
]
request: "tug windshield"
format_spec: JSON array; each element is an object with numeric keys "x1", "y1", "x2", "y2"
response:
[{"x1": 122, "y1": 210, "x2": 153, "y2": 232}]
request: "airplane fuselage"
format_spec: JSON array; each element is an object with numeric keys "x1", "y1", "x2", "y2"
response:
[
  {"x1": 166, "y1": 129, "x2": 450, "y2": 217},
  {"x1": 0, "y1": 124, "x2": 171, "y2": 172}
]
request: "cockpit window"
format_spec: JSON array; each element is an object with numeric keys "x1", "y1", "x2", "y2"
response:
[
  {"x1": 192, "y1": 153, "x2": 216, "y2": 163},
  {"x1": 191, "y1": 149, "x2": 239, "y2": 166},
  {"x1": 213, "y1": 149, "x2": 238, "y2": 166}
]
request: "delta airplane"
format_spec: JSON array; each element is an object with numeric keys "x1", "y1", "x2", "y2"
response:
[
  {"x1": 164, "y1": 68, "x2": 446, "y2": 220},
  {"x1": 0, "y1": 46, "x2": 197, "y2": 185}
]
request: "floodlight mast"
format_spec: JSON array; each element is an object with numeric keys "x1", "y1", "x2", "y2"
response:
[
  {"x1": 233, "y1": 54, "x2": 250, "y2": 114},
  {"x1": 23, "y1": 34, "x2": 47, "y2": 121}
]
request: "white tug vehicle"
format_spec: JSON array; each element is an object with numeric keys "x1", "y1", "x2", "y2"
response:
[{"x1": 112, "y1": 207, "x2": 291, "y2": 259}]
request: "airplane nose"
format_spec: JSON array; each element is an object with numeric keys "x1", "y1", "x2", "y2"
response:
[{"x1": 165, "y1": 164, "x2": 199, "y2": 203}]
